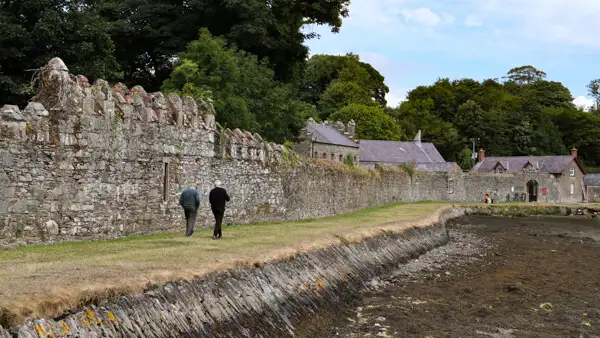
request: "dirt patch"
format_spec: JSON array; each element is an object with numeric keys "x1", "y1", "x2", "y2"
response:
[{"x1": 304, "y1": 215, "x2": 600, "y2": 337}]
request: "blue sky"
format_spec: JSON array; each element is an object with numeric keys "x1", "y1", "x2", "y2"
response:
[{"x1": 304, "y1": 0, "x2": 600, "y2": 109}]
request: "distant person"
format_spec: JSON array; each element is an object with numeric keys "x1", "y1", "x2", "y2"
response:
[
  {"x1": 484, "y1": 192, "x2": 491, "y2": 204},
  {"x1": 209, "y1": 180, "x2": 230, "y2": 240},
  {"x1": 179, "y1": 187, "x2": 201, "y2": 237}
]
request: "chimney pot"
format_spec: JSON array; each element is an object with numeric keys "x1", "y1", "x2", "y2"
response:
[
  {"x1": 478, "y1": 148, "x2": 485, "y2": 163},
  {"x1": 571, "y1": 147, "x2": 578, "y2": 158}
]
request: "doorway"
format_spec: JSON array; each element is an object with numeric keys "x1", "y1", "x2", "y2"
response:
[{"x1": 527, "y1": 180, "x2": 538, "y2": 202}]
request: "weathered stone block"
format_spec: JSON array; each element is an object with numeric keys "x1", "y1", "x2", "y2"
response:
[{"x1": 1, "y1": 105, "x2": 23, "y2": 121}]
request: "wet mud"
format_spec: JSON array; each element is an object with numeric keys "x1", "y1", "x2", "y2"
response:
[{"x1": 301, "y1": 215, "x2": 600, "y2": 338}]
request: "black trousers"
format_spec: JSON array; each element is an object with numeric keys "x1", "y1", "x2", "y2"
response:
[
  {"x1": 184, "y1": 208, "x2": 197, "y2": 237},
  {"x1": 212, "y1": 209, "x2": 224, "y2": 238}
]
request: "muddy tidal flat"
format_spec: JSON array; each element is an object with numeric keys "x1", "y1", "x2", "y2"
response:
[{"x1": 300, "y1": 215, "x2": 600, "y2": 338}]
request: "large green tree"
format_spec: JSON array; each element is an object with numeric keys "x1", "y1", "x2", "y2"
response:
[
  {"x1": 587, "y1": 79, "x2": 600, "y2": 112},
  {"x1": 161, "y1": 29, "x2": 312, "y2": 143},
  {"x1": 330, "y1": 103, "x2": 402, "y2": 141},
  {"x1": 100, "y1": 0, "x2": 350, "y2": 91},
  {"x1": 0, "y1": 0, "x2": 119, "y2": 105},
  {"x1": 299, "y1": 53, "x2": 389, "y2": 119}
]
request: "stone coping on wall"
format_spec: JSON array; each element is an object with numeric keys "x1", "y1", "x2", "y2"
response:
[{"x1": 1, "y1": 204, "x2": 595, "y2": 337}]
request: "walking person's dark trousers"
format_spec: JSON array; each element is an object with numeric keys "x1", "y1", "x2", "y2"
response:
[
  {"x1": 212, "y1": 209, "x2": 224, "y2": 238},
  {"x1": 184, "y1": 208, "x2": 197, "y2": 237}
]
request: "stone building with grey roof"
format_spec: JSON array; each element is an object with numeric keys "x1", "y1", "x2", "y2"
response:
[
  {"x1": 471, "y1": 148, "x2": 587, "y2": 203},
  {"x1": 357, "y1": 131, "x2": 458, "y2": 173},
  {"x1": 292, "y1": 118, "x2": 359, "y2": 164}
]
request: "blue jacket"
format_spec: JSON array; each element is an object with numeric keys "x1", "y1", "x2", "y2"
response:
[{"x1": 179, "y1": 188, "x2": 200, "y2": 210}]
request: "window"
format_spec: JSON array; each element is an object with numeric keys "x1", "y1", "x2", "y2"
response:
[
  {"x1": 314, "y1": 151, "x2": 318, "y2": 159},
  {"x1": 331, "y1": 153, "x2": 334, "y2": 160},
  {"x1": 570, "y1": 183, "x2": 575, "y2": 195},
  {"x1": 339, "y1": 154, "x2": 343, "y2": 162},
  {"x1": 163, "y1": 162, "x2": 169, "y2": 202},
  {"x1": 569, "y1": 167, "x2": 575, "y2": 176},
  {"x1": 322, "y1": 152, "x2": 326, "y2": 159}
]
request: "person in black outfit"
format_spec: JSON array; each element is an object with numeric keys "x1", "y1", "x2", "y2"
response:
[{"x1": 209, "y1": 180, "x2": 230, "y2": 240}]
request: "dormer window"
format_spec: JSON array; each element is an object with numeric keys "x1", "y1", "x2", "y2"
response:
[
  {"x1": 493, "y1": 161, "x2": 506, "y2": 173},
  {"x1": 570, "y1": 167, "x2": 575, "y2": 176}
]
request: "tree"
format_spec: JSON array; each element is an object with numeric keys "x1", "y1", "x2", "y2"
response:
[
  {"x1": 299, "y1": 53, "x2": 389, "y2": 115},
  {"x1": 389, "y1": 99, "x2": 465, "y2": 161},
  {"x1": 101, "y1": 0, "x2": 350, "y2": 91},
  {"x1": 330, "y1": 104, "x2": 403, "y2": 141},
  {"x1": 504, "y1": 65, "x2": 546, "y2": 85},
  {"x1": 161, "y1": 29, "x2": 305, "y2": 143},
  {"x1": 587, "y1": 79, "x2": 600, "y2": 111},
  {"x1": 317, "y1": 80, "x2": 374, "y2": 119},
  {"x1": 0, "y1": 0, "x2": 119, "y2": 105}
]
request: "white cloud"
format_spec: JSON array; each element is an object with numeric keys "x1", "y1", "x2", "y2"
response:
[
  {"x1": 468, "y1": 0, "x2": 600, "y2": 49},
  {"x1": 465, "y1": 15, "x2": 482, "y2": 27},
  {"x1": 401, "y1": 8, "x2": 442, "y2": 25},
  {"x1": 386, "y1": 87, "x2": 409, "y2": 107},
  {"x1": 573, "y1": 96, "x2": 595, "y2": 110}
]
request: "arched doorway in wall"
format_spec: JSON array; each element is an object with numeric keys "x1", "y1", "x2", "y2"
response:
[{"x1": 527, "y1": 180, "x2": 539, "y2": 202}]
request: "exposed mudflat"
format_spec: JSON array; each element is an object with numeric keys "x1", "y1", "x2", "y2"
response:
[{"x1": 300, "y1": 215, "x2": 600, "y2": 338}]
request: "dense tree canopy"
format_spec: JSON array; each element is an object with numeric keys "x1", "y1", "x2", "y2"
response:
[
  {"x1": 0, "y1": 0, "x2": 350, "y2": 105},
  {"x1": 394, "y1": 67, "x2": 600, "y2": 170},
  {"x1": 299, "y1": 53, "x2": 389, "y2": 119},
  {"x1": 161, "y1": 29, "x2": 314, "y2": 143},
  {"x1": 0, "y1": 0, "x2": 119, "y2": 105}
]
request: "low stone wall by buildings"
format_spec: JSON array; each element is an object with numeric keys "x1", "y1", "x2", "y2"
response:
[{"x1": 0, "y1": 58, "x2": 574, "y2": 248}]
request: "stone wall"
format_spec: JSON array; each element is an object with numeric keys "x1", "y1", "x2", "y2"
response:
[
  {"x1": 0, "y1": 58, "x2": 575, "y2": 248},
  {"x1": 587, "y1": 186, "x2": 600, "y2": 203}
]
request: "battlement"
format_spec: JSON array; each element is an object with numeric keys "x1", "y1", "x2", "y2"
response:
[{"x1": 0, "y1": 58, "x2": 287, "y2": 163}]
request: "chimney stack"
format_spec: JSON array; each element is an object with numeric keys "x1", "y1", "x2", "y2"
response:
[
  {"x1": 478, "y1": 148, "x2": 485, "y2": 163},
  {"x1": 413, "y1": 130, "x2": 422, "y2": 145},
  {"x1": 571, "y1": 147, "x2": 578, "y2": 158},
  {"x1": 346, "y1": 119, "x2": 356, "y2": 140},
  {"x1": 333, "y1": 120, "x2": 345, "y2": 133}
]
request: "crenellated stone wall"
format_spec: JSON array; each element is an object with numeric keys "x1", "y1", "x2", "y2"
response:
[{"x1": 0, "y1": 58, "x2": 573, "y2": 248}]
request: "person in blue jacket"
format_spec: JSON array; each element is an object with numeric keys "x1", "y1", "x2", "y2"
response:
[{"x1": 179, "y1": 186, "x2": 201, "y2": 237}]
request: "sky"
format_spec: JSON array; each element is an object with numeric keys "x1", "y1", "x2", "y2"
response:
[{"x1": 303, "y1": 0, "x2": 600, "y2": 109}]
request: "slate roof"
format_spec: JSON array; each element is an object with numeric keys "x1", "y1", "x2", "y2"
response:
[
  {"x1": 306, "y1": 122, "x2": 358, "y2": 148},
  {"x1": 584, "y1": 174, "x2": 600, "y2": 186},
  {"x1": 358, "y1": 140, "x2": 446, "y2": 164},
  {"x1": 415, "y1": 162, "x2": 458, "y2": 172},
  {"x1": 471, "y1": 156, "x2": 580, "y2": 174}
]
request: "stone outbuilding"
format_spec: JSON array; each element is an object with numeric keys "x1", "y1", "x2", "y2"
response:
[
  {"x1": 292, "y1": 118, "x2": 359, "y2": 164},
  {"x1": 471, "y1": 148, "x2": 586, "y2": 203}
]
